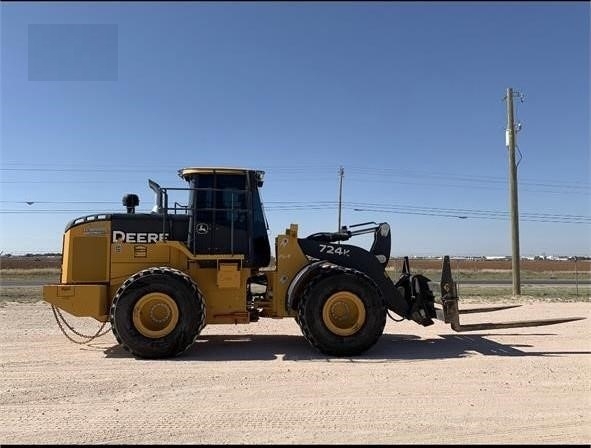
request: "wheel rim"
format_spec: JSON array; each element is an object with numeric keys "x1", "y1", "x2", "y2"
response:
[
  {"x1": 322, "y1": 291, "x2": 366, "y2": 336},
  {"x1": 133, "y1": 292, "x2": 179, "y2": 338}
]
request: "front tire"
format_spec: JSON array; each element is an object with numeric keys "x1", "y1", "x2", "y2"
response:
[
  {"x1": 297, "y1": 270, "x2": 386, "y2": 356},
  {"x1": 110, "y1": 267, "x2": 206, "y2": 359}
]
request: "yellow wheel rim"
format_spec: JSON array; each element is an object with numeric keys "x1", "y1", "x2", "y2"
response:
[
  {"x1": 133, "y1": 292, "x2": 179, "y2": 338},
  {"x1": 322, "y1": 291, "x2": 366, "y2": 336}
]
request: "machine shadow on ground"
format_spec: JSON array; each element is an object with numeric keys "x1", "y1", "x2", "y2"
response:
[{"x1": 103, "y1": 331, "x2": 591, "y2": 362}]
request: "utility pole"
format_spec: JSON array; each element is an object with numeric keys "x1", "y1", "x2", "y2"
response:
[
  {"x1": 505, "y1": 87, "x2": 521, "y2": 296},
  {"x1": 338, "y1": 166, "x2": 344, "y2": 231}
]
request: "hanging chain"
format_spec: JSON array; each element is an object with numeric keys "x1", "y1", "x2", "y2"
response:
[{"x1": 51, "y1": 305, "x2": 111, "y2": 345}]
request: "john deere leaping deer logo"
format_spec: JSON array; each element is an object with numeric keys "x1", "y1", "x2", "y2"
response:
[{"x1": 196, "y1": 223, "x2": 209, "y2": 235}]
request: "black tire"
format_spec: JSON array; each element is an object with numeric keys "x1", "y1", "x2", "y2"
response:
[
  {"x1": 297, "y1": 270, "x2": 386, "y2": 356},
  {"x1": 110, "y1": 267, "x2": 206, "y2": 359}
]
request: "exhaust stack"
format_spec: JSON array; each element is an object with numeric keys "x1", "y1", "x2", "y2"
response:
[{"x1": 148, "y1": 179, "x2": 163, "y2": 214}]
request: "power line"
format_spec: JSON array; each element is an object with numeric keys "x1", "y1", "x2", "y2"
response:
[
  {"x1": 346, "y1": 175, "x2": 590, "y2": 193},
  {"x1": 350, "y1": 208, "x2": 589, "y2": 224},
  {"x1": 3, "y1": 198, "x2": 585, "y2": 220},
  {"x1": 0, "y1": 200, "x2": 120, "y2": 204},
  {"x1": 2, "y1": 203, "x2": 589, "y2": 224},
  {"x1": 1, "y1": 165, "x2": 588, "y2": 191},
  {"x1": 3, "y1": 176, "x2": 585, "y2": 196},
  {"x1": 347, "y1": 202, "x2": 591, "y2": 220},
  {"x1": 346, "y1": 166, "x2": 590, "y2": 190}
]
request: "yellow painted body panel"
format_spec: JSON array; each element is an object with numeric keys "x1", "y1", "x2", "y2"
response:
[
  {"x1": 217, "y1": 262, "x2": 242, "y2": 289},
  {"x1": 265, "y1": 224, "x2": 309, "y2": 318},
  {"x1": 45, "y1": 218, "x2": 311, "y2": 325},
  {"x1": 188, "y1": 259, "x2": 250, "y2": 324},
  {"x1": 110, "y1": 240, "x2": 173, "y2": 287},
  {"x1": 61, "y1": 221, "x2": 111, "y2": 284},
  {"x1": 43, "y1": 284, "x2": 109, "y2": 321}
]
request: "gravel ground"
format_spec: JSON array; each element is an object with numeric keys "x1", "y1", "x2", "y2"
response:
[{"x1": 1, "y1": 301, "x2": 590, "y2": 444}]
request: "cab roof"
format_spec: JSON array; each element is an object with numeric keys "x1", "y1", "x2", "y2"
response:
[
  {"x1": 178, "y1": 167, "x2": 265, "y2": 185},
  {"x1": 180, "y1": 167, "x2": 255, "y2": 177}
]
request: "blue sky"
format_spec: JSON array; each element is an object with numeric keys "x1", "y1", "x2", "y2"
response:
[{"x1": 1, "y1": 1, "x2": 589, "y2": 257}]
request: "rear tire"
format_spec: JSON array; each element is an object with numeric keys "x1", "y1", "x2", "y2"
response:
[
  {"x1": 297, "y1": 270, "x2": 386, "y2": 356},
  {"x1": 110, "y1": 267, "x2": 206, "y2": 359}
]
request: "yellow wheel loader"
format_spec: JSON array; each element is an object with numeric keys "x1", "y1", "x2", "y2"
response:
[{"x1": 43, "y1": 167, "x2": 584, "y2": 358}]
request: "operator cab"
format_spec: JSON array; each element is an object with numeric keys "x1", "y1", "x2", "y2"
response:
[{"x1": 179, "y1": 167, "x2": 271, "y2": 269}]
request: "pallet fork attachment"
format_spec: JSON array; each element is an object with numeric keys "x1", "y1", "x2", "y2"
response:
[{"x1": 406, "y1": 256, "x2": 585, "y2": 332}]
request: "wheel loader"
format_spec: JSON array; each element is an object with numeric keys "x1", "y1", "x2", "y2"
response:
[{"x1": 43, "y1": 167, "x2": 583, "y2": 358}]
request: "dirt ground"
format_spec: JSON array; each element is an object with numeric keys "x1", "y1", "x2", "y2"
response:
[{"x1": 0, "y1": 300, "x2": 589, "y2": 444}]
